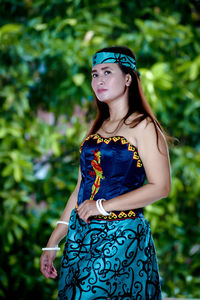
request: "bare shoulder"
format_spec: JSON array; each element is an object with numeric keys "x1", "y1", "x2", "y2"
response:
[
  {"x1": 136, "y1": 116, "x2": 169, "y2": 158},
  {"x1": 124, "y1": 113, "x2": 147, "y2": 147},
  {"x1": 135, "y1": 116, "x2": 154, "y2": 131},
  {"x1": 126, "y1": 112, "x2": 145, "y2": 124}
]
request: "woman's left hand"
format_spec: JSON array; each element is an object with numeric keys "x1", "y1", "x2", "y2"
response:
[{"x1": 77, "y1": 200, "x2": 99, "y2": 223}]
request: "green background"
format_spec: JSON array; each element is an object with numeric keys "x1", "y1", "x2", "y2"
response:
[{"x1": 0, "y1": 0, "x2": 200, "y2": 298}]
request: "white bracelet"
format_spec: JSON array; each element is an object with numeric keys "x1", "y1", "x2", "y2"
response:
[
  {"x1": 96, "y1": 199, "x2": 112, "y2": 216},
  {"x1": 99, "y1": 199, "x2": 112, "y2": 216},
  {"x1": 56, "y1": 221, "x2": 69, "y2": 226},
  {"x1": 96, "y1": 199, "x2": 102, "y2": 214},
  {"x1": 96, "y1": 199, "x2": 110, "y2": 216},
  {"x1": 42, "y1": 246, "x2": 60, "y2": 251},
  {"x1": 96, "y1": 199, "x2": 108, "y2": 215}
]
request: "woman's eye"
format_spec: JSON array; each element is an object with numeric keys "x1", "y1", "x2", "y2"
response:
[{"x1": 92, "y1": 71, "x2": 111, "y2": 78}]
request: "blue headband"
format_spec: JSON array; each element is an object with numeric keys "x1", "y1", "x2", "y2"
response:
[{"x1": 92, "y1": 52, "x2": 137, "y2": 71}]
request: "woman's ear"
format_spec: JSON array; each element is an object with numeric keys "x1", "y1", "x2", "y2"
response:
[{"x1": 125, "y1": 74, "x2": 132, "y2": 86}]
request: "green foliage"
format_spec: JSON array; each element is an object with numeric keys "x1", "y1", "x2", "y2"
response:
[{"x1": 0, "y1": 0, "x2": 200, "y2": 298}]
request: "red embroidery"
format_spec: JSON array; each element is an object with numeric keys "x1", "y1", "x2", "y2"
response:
[{"x1": 89, "y1": 149, "x2": 105, "y2": 200}]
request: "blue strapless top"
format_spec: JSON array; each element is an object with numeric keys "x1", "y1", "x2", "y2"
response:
[{"x1": 77, "y1": 133, "x2": 146, "y2": 218}]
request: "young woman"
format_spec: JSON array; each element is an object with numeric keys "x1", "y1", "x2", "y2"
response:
[{"x1": 40, "y1": 46, "x2": 172, "y2": 299}]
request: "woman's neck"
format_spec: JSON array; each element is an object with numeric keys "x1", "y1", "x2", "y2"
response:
[{"x1": 107, "y1": 99, "x2": 129, "y2": 122}]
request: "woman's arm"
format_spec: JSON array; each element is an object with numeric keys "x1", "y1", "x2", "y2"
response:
[
  {"x1": 78, "y1": 119, "x2": 171, "y2": 222},
  {"x1": 45, "y1": 167, "x2": 82, "y2": 248},
  {"x1": 40, "y1": 167, "x2": 82, "y2": 279},
  {"x1": 104, "y1": 118, "x2": 171, "y2": 211}
]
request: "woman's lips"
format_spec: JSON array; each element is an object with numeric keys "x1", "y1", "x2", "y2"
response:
[{"x1": 97, "y1": 89, "x2": 107, "y2": 93}]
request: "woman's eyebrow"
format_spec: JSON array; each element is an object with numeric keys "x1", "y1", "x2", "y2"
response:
[{"x1": 91, "y1": 66, "x2": 113, "y2": 74}]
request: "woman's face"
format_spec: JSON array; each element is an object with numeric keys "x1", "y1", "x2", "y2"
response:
[{"x1": 91, "y1": 63, "x2": 130, "y2": 103}]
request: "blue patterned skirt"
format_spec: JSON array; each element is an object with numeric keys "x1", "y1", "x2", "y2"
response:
[{"x1": 58, "y1": 209, "x2": 162, "y2": 300}]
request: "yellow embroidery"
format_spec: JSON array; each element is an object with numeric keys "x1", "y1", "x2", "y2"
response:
[
  {"x1": 118, "y1": 211, "x2": 127, "y2": 218},
  {"x1": 104, "y1": 138, "x2": 112, "y2": 144},
  {"x1": 112, "y1": 137, "x2": 121, "y2": 142},
  {"x1": 97, "y1": 137, "x2": 104, "y2": 144},
  {"x1": 79, "y1": 141, "x2": 84, "y2": 154},
  {"x1": 80, "y1": 133, "x2": 143, "y2": 167},
  {"x1": 109, "y1": 212, "x2": 118, "y2": 219},
  {"x1": 128, "y1": 210, "x2": 136, "y2": 217},
  {"x1": 79, "y1": 135, "x2": 92, "y2": 153},
  {"x1": 90, "y1": 209, "x2": 138, "y2": 221},
  {"x1": 137, "y1": 161, "x2": 143, "y2": 167},
  {"x1": 127, "y1": 144, "x2": 143, "y2": 167},
  {"x1": 121, "y1": 138, "x2": 128, "y2": 145}
]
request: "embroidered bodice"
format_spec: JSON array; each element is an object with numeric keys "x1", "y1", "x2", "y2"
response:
[{"x1": 77, "y1": 133, "x2": 146, "y2": 218}]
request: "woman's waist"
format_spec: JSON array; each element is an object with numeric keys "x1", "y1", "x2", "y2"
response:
[{"x1": 75, "y1": 202, "x2": 143, "y2": 221}]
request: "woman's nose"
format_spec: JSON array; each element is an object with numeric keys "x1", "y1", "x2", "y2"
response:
[{"x1": 97, "y1": 75, "x2": 105, "y2": 85}]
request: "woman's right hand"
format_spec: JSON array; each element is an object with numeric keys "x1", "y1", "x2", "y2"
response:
[{"x1": 40, "y1": 250, "x2": 58, "y2": 279}]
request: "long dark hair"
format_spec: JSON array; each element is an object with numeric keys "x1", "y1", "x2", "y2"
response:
[{"x1": 88, "y1": 46, "x2": 177, "y2": 153}]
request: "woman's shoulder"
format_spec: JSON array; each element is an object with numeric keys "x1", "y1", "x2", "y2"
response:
[
  {"x1": 135, "y1": 115, "x2": 163, "y2": 138},
  {"x1": 126, "y1": 112, "x2": 149, "y2": 124},
  {"x1": 135, "y1": 115, "x2": 153, "y2": 130},
  {"x1": 126, "y1": 113, "x2": 159, "y2": 147},
  {"x1": 126, "y1": 112, "x2": 152, "y2": 133},
  {"x1": 122, "y1": 113, "x2": 145, "y2": 147},
  {"x1": 135, "y1": 116, "x2": 168, "y2": 155}
]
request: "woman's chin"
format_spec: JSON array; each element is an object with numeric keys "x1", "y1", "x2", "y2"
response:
[{"x1": 97, "y1": 97, "x2": 110, "y2": 103}]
